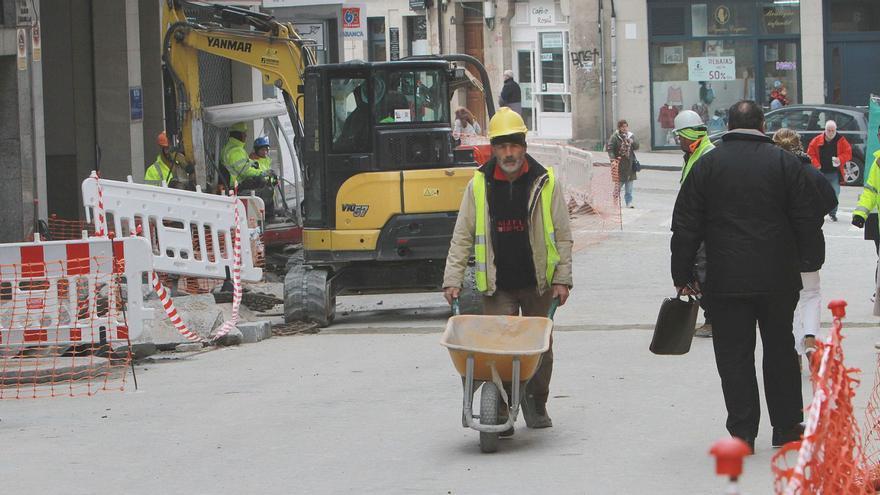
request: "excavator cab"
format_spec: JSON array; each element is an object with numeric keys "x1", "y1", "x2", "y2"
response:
[{"x1": 285, "y1": 60, "x2": 489, "y2": 325}]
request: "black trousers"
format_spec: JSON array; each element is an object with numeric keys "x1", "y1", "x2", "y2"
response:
[{"x1": 705, "y1": 292, "x2": 803, "y2": 439}]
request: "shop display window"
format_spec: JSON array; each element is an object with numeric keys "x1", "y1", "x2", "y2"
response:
[
  {"x1": 828, "y1": 0, "x2": 880, "y2": 33},
  {"x1": 650, "y1": 39, "x2": 756, "y2": 147}
]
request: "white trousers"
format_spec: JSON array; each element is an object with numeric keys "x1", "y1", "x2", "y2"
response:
[{"x1": 792, "y1": 271, "x2": 821, "y2": 355}]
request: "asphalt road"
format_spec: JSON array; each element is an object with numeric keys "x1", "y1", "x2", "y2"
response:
[{"x1": 2, "y1": 169, "x2": 878, "y2": 494}]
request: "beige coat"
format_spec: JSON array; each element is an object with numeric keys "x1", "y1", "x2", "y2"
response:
[{"x1": 443, "y1": 157, "x2": 574, "y2": 295}]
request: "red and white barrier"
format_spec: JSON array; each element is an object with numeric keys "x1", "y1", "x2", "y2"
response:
[
  {"x1": 0, "y1": 236, "x2": 154, "y2": 350},
  {"x1": 212, "y1": 194, "x2": 243, "y2": 341},
  {"x1": 150, "y1": 272, "x2": 202, "y2": 342}
]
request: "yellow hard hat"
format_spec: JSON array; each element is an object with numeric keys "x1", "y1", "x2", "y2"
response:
[
  {"x1": 230, "y1": 122, "x2": 247, "y2": 133},
  {"x1": 487, "y1": 107, "x2": 528, "y2": 140}
]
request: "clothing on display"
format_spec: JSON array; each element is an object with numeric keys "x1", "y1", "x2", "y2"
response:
[
  {"x1": 667, "y1": 86, "x2": 683, "y2": 106},
  {"x1": 659, "y1": 104, "x2": 679, "y2": 129}
]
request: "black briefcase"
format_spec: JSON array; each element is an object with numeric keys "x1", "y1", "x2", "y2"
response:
[{"x1": 650, "y1": 293, "x2": 700, "y2": 355}]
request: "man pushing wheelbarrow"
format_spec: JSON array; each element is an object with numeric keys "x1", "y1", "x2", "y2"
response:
[{"x1": 442, "y1": 107, "x2": 574, "y2": 451}]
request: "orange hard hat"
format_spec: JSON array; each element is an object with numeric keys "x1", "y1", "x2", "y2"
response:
[{"x1": 157, "y1": 131, "x2": 170, "y2": 148}]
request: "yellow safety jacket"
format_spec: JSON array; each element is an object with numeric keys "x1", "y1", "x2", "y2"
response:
[
  {"x1": 854, "y1": 150, "x2": 880, "y2": 220},
  {"x1": 472, "y1": 168, "x2": 561, "y2": 292},
  {"x1": 144, "y1": 154, "x2": 173, "y2": 186},
  {"x1": 222, "y1": 137, "x2": 260, "y2": 187},
  {"x1": 680, "y1": 137, "x2": 715, "y2": 183}
]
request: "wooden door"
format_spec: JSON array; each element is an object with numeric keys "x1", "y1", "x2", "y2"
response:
[{"x1": 463, "y1": 20, "x2": 486, "y2": 132}]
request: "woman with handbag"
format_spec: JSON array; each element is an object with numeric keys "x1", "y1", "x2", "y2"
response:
[{"x1": 606, "y1": 119, "x2": 640, "y2": 208}]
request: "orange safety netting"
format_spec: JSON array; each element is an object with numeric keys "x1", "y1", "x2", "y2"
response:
[
  {"x1": 569, "y1": 162, "x2": 622, "y2": 250},
  {"x1": 772, "y1": 302, "x2": 875, "y2": 494},
  {"x1": 47, "y1": 215, "x2": 95, "y2": 241},
  {"x1": 0, "y1": 256, "x2": 132, "y2": 399}
]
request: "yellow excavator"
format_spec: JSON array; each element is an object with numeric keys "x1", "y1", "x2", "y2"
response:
[{"x1": 161, "y1": 1, "x2": 495, "y2": 325}]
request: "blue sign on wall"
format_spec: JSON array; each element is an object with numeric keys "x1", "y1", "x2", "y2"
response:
[{"x1": 130, "y1": 87, "x2": 143, "y2": 121}]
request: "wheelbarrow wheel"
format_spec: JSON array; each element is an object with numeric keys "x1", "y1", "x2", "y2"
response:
[{"x1": 480, "y1": 382, "x2": 500, "y2": 453}]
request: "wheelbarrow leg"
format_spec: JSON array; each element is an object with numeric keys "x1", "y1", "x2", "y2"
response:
[{"x1": 462, "y1": 354, "x2": 476, "y2": 428}]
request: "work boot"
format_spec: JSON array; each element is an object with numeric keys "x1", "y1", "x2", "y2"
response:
[
  {"x1": 772, "y1": 423, "x2": 805, "y2": 448},
  {"x1": 694, "y1": 323, "x2": 713, "y2": 338},
  {"x1": 521, "y1": 394, "x2": 553, "y2": 429}
]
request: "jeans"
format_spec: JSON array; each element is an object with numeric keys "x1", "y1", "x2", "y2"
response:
[
  {"x1": 619, "y1": 180, "x2": 634, "y2": 206},
  {"x1": 822, "y1": 171, "x2": 840, "y2": 216}
]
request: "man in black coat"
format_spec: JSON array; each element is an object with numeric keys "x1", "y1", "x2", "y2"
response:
[
  {"x1": 670, "y1": 100, "x2": 824, "y2": 452},
  {"x1": 499, "y1": 70, "x2": 522, "y2": 115}
]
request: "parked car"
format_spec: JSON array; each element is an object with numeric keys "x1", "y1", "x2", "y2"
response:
[{"x1": 710, "y1": 104, "x2": 869, "y2": 185}]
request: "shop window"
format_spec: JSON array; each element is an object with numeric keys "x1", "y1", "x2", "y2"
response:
[
  {"x1": 407, "y1": 15, "x2": 428, "y2": 56},
  {"x1": 650, "y1": 39, "x2": 756, "y2": 147},
  {"x1": 330, "y1": 78, "x2": 370, "y2": 153},
  {"x1": 691, "y1": 3, "x2": 754, "y2": 36},
  {"x1": 829, "y1": 0, "x2": 880, "y2": 33},
  {"x1": 650, "y1": 6, "x2": 686, "y2": 36},
  {"x1": 368, "y1": 18, "x2": 387, "y2": 62},
  {"x1": 760, "y1": 2, "x2": 800, "y2": 35},
  {"x1": 760, "y1": 41, "x2": 799, "y2": 108}
]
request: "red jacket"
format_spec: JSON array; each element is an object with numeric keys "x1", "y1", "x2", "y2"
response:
[{"x1": 806, "y1": 133, "x2": 852, "y2": 178}]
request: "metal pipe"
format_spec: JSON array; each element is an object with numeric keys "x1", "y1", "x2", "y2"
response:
[
  {"x1": 610, "y1": 0, "x2": 618, "y2": 127},
  {"x1": 598, "y1": 0, "x2": 607, "y2": 141}
]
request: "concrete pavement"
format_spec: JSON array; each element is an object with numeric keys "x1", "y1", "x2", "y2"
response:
[{"x1": 2, "y1": 168, "x2": 878, "y2": 494}]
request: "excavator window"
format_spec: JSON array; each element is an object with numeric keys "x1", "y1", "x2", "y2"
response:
[
  {"x1": 331, "y1": 78, "x2": 371, "y2": 153},
  {"x1": 374, "y1": 69, "x2": 447, "y2": 124}
]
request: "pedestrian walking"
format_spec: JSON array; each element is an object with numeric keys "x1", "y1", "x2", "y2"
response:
[
  {"x1": 851, "y1": 123, "x2": 880, "y2": 316},
  {"x1": 772, "y1": 128, "x2": 838, "y2": 364},
  {"x1": 671, "y1": 101, "x2": 824, "y2": 452},
  {"x1": 807, "y1": 120, "x2": 852, "y2": 221},
  {"x1": 498, "y1": 70, "x2": 522, "y2": 115},
  {"x1": 606, "y1": 119, "x2": 640, "y2": 208},
  {"x1": 443, "y1": 107, "x2": 573, "y2": 433},
  {"x1": 673, "y1": 110, "x2": 715, "y2": 338}
]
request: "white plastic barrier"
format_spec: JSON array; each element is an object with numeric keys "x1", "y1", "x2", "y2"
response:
[
  {"x1": 0, "y1": 236, "x2": 154, "y2": 348},
  {"x1": 526, "y1": 143, "x2": 594, "y2": 207},
  {"x1": 81, "y1": 176, "x2": 263, "y2": 282}
]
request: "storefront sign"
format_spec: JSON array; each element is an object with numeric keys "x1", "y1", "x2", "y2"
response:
[
  {"x1": 341, "y1": 4, "x2": 366, "y2": 39},
  {"x1": 16, "y1": 28, "x2": 26, "y2": 70},
  {"x1": 530, "y1": 2, "x2": 555, "y2": 27},
  {"x1": 688, "y1": 56, "x2": 736, "y2": 81},
  {"x1": 409, "y1": 0, "x2": 426, "y2": 10},
  {"x1": 294, "y1": 23, "x2": 325, "y2": 50},
  {"x1": 763, "y1": 7, "x2": 797, "y2": 30},
  {"x1": 31, "y1": 21, "x2": 41, "y2": 62},
  {"x1": 130, "y1": 87, "x2": 144, "y2": 121},
  {"x1": 541, "y1": 53, "x2": 553, "y2": 62},
  {"x1": 775, "y1": 61, "x2": 797, "y2": 71},
  {"x1": 389, "y1": 27, "x2": 400, "y2": 61},
  {"x1": 709, "y1": 3, "x2": 749, "y2": 35}
]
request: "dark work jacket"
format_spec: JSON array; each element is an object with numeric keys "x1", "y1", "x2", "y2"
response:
[
  {"x1": 671, "y1": 130, "x2": 824, "y2": 296},
  {"x1": 499, "y1": 79, "x2": 522, "y2": 105},
  {"x1": 794, "y1": 151, "x2": 838, "y2": 217}
]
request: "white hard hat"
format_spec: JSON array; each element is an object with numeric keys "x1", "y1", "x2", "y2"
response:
[{"x1": 673, "y1": 110, "x2": 706, "y2": 133}]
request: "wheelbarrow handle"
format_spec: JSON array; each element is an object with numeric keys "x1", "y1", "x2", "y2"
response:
[
  {"x1": 547, "y1": 297, "x2": 560, "y2": 320},
  {"x1": 451, "y1": 297, "x2": 461, "y2": 316}
]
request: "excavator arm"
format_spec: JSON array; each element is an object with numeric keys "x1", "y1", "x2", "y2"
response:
[{"x1": 161, "y1": 0, "x2": 316, "y2": 186}]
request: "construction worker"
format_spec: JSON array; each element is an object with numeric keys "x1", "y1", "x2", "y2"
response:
[
  {"x1": 674, "y1": 110, "x2": 715, "y2": 338},
  {"x1": 221, "y1": 122, "x2": 262, "y2": 188},
  {"x1": 443, "y1": 107, "x2": 573, "y2": 433},
  {"x1": 852, "y1": 124, "x2": 880, "y2": 317},
  {"x1": 248, "y1": 136, "x2": 277, "y2": 218},
  {"x1": 145, "y1": 131, "x2": 188, "y2": 187}
]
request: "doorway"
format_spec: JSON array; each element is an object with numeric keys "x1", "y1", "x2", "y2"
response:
[
  {"x1": 826, "y1": 41, "x2": 880, "y2": 106},
  {"x1": 514, "y1": 46, "x2": 536, "y2": 131}
]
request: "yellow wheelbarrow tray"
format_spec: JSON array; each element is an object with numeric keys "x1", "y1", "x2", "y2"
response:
[{"x1": 440, "y1": 298, "x2": 557, "y2": 453}]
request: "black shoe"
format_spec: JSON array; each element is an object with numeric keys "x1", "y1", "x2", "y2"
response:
[
  {"x1": 731, "y1": 434, "x2": 755, "y2": 454},
  {"x1": 772, "y1": 423, "x2": 805, "y2": 448},
  {"x1": 830, "y1": 213, "x2": 838, "y2": 222}
]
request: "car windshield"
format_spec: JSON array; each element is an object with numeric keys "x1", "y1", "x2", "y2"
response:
[{"x1": 373, "y1": 69, "x2": 447, "y2": 124}]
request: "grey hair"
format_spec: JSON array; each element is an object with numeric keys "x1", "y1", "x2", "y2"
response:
[
  {"x1": 503, "y1": 69, "x2": 514, "y2": 79},
  {"x1": 825, "y1": 120, "x2": 837, "y2": 130}
]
